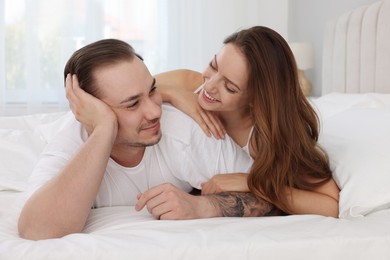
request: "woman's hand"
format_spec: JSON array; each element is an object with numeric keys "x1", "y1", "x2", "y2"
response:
[
  {"x1": 201, "y1": 173, "x2": 249, "y2": 195},
  {"x1": 65, "y1": 74, "x2": 118, "y2": 135},
  {"x1": 171, "y1": 87, "x2": 226, "y2": 139}
]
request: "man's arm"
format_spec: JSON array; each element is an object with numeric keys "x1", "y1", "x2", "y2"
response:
[
  {"x1": 135, "y1": 183, "x2": 282, "y2": 219},
  {"x1": 18, "y1": 74, "x2": 118, "y2": 240},
  {"x1": 18, "y1": 124, "x2": 116, "y2": 240},
  {"x1": 206, "y1": 191, "x2": 282, "y2": 217}
]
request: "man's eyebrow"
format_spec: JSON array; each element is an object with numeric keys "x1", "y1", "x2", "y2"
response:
[
  {"x1": 120, "y1": 93, "x2": 140, "y2": 105},
  {"x1": 150, "y1": 78, "x2": 156, "y2": 89},
  {"x1": 119, "y1": 78, "x2": 156, "y2": 104}
]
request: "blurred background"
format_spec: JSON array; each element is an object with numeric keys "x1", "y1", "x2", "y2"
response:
[{"x1": 0, "y1": 0, "x2": 378, "y2": 115}]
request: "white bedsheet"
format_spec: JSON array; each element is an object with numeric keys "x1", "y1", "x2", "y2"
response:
[
  {"x1": 1, "y1": 191, "x2": 390, "y2": 260},
  {"x1": 1, "y1": 93, "x2": 390, "y2": 259}
]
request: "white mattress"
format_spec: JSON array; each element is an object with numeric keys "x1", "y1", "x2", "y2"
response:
[{"x1": 1, "y1": 191, "x2": 390, "y2": 260}]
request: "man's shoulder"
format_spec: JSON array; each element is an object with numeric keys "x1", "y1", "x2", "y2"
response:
[
  {"x1": 159, "y1": 104, "x2": 240, "y2": 149},
  {"x1": 160, "y1": 104, "x2": 194, "y2": 142},
  {"x1": 161, "y1": 103, "x2": 194, "y2": 125}
]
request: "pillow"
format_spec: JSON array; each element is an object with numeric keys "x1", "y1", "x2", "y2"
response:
[
  {"x1": 318, "y1": 108, "x2": 390, "y2": 218},
  {"x1": 0, "y1": 111, "x2": 69, "y2": 191},
  {"x1": 0, "y1": 129, "x2": 47, "y2": 191}
]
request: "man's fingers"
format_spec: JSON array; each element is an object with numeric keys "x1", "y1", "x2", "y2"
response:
[
  {"x1": 135, "y1": 184, "x2": 166, "y2": 211},
  {"x1": 65, "y1": 74, "x2": 73, "y2": 99},
  {"x1": 149, "y1": 202, "x2": 174, "y2": 220},
  {"x1": 145, "y1": 193, "x2": 167, "y2": 214}
]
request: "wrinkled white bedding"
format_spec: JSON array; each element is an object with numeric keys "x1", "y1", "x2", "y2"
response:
[
  {"x1": 1, "y1": 191, "x2": 390, "y2": 260},
  {"x1": 1, "y1": 93, "x2": 390, "y2": 260}
]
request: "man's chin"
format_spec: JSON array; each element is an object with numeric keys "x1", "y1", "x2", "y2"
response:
[
  {"x1": 136, "y1": 132, "x2": 162, "y2": 147},
  {"x1": 145, "y1": 134, "x2": 162, "y2": 147}
]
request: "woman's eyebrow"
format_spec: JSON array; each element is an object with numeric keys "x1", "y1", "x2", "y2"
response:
[{"x1": 213, "y1": 55, "x2": 218, "y2": 68}]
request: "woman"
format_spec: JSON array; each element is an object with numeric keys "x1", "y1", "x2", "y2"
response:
[{"x1": 156, "y1": 26, "x2": 340, "y2": 217}]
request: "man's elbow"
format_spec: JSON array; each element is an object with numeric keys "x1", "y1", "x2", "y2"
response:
[
  {"x1": 19, "y1": 221, "x2": 55, "y2": 240},
  {"x1": 18, "y1": 217, "x2": 78, "y2": 240}
]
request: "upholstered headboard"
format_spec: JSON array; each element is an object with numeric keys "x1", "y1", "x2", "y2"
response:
[{"x1": 322, "y1": 0, "x2": 390, "y2": 94}]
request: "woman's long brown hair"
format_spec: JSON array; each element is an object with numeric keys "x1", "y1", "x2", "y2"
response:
[{"x1": 224, "y1": 26, "x2": 332, "y2": 213}]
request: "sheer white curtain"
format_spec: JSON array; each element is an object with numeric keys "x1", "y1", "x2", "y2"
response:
[{"x1": 0, "y1": 0, "x2": 288, "y2": 115}]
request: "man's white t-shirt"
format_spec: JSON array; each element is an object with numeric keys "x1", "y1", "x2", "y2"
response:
[{"x1": 27, "y1": 104, "x2": 253, "y2": 208}]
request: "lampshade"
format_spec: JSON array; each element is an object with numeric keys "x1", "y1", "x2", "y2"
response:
[{"x1": 289, "y1": 42, "x2": 314, "y2": 70}]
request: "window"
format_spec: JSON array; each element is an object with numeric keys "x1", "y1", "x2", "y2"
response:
[
  {"x1": 0, "y1": 0, "x2": 288, "y2": 115},
  {"x1": 1, "y1": 0, "x2": 167, "y2": 114}
]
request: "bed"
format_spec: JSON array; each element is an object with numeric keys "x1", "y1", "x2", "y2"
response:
[{"x1": 1, "y1": 1, "x2": 390, "y2": 259}]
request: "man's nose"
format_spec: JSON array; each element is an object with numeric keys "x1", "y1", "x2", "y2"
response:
[{"x1": 144, "y1": 97, "x2": 162, "y2": 120}]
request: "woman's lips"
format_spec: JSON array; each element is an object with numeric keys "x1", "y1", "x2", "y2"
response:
[{"x1": 202, "y1": 89, "x2": 218, "y2": 103}]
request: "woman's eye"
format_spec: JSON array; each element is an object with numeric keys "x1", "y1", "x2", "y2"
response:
[
  {"x1": 225, "y1": 83, "x2": 236, "y2": 94},
  {"x1": 209, "y1": 61, "x2": 217, "y2": 71}
]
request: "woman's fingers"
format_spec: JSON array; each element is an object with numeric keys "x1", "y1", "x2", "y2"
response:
[
  {"x1": 199, "y1": 111, "x2": 225, "y2": 139},
  {"x1": 192, "y1": 108, "x2": 212, "y2": 137}
]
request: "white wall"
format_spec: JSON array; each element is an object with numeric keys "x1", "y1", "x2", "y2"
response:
[{"x1": 288, "y1": 0, "x2": 379, "y2": 96}]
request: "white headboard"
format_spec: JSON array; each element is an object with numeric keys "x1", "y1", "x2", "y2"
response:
[{"x1": 322, "y1": 0, "x2": 390, "y2": 94}]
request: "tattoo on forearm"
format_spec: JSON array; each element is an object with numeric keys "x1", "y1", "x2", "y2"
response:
[{"x1": 207, "y1": 192, "x2": 282, "y2": 217}]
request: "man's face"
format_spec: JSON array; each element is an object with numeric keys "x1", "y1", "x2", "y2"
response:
[{"x1": 94, "y1": 58, "x2": 163, "y2": 149}]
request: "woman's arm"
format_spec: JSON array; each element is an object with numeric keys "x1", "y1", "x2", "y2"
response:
[
  {"x1": 202, "y1": 174, "x2": 340, "y2": 218},
  {"x1": 285, "y1": 178, "x2": 340, "y2": 217},
  {"x1": 155, "y1": 69, "x2": 203, "y2": 103},
  {"x1": 201, "y1": 173, "x2": 249, "y2": 194}
]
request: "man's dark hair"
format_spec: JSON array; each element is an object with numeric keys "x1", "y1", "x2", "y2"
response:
[{"x1": 63, "y1": 39, "x2": 142, "y2": 97}]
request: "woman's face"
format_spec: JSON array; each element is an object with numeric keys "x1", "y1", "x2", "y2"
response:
[{"x1": 199, "y1": 43, "x2": 249, "y2": 113}]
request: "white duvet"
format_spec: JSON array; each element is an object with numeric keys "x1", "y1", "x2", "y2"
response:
[
  {"x1": 1, "y1": 191, "x2": 390, "y2": 260},
  {"x1": 1, "y1": 93, "x2": 390, "y2": 260}
]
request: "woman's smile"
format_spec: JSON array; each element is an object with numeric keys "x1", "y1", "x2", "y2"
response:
[{"x1": 202, "y1": 89, "x2": 218, "y2": 103}]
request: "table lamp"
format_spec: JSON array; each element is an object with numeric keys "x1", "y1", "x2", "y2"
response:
[{"x1": 289, "y1": 42, "x2": 314, "y2": 96}]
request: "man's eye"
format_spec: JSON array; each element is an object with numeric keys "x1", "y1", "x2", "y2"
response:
[
  {"x1": 127, "y1": 102, "x2": 138, "y2": 110},
  {"x1": 150, "y1": 86, "x2": 157, "y2": 94}
]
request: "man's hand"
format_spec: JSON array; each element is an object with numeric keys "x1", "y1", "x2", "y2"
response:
[
  {"x1": 135, "y1": 183, "x2": 218, "y2": 220},
  {"x1": 65, "y1": 74, "x2": 118, "y2": 137}
]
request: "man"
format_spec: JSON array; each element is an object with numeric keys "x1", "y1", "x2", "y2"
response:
[{"x1": 18, "y1": 39, "x2": 274, "y2": 241}]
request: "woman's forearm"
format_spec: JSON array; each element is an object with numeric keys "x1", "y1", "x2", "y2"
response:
[
  {"x1": 155, "y1": 69, "x2": 203, "y2": 102},
  {"x1": 285, "y1": 187, "x2": 339, "y2": 217}
]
